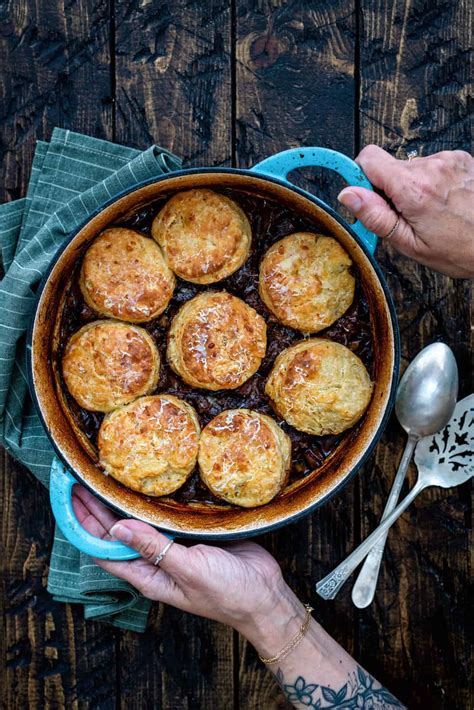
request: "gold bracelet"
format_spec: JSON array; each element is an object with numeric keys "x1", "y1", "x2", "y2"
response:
[{"x1": 258, "y1": 604, "x2": 314, "y2": 665}]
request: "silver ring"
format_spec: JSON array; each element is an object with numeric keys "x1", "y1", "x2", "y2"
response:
[
  {"x1": 154, "y1": 539, "x2": 175, "y2": 566},
  {"x1": 383, "y1": 216, "x2": 400, "y2": 240},
  {"x1": 407, "y1": 149, "x2": 418, "y2": 162}
]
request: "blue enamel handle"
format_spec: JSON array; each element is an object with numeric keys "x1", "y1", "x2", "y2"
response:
[
  {"x1": 251, "y1": 147, "x2": 377, "y2": 254},
  {"x1": 50, "y1": 457, "x2": 141, "y2": 560}
]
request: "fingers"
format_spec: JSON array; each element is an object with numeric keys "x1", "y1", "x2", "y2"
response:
[
  {"x1": 72, "y1": 493, "x2": 106, "y2": 538},
  {"x1": 337, "y1": 186, "x2": 416, "y2": 255},
  {"x1": 110, "y1": 519, "x2": 189, "y2": 575},
  {"x1": 73, "y1": 485, "x2": 119, "y2": 533},
  {"x1": 338, "y1": 187, "x2": 397, "y2": 236},
  {"x1": 355, "y1": 145, "x2": 407, "y2": 199},
  {"x1": 70, "y1": 487, "x2": 190, "y2": 606},
  {"x1": 72, "y1": 486, "x2": 118, "y2": 540},
  {"x1": 72, "y1": 486, "x2": 189, "y2": 578}
]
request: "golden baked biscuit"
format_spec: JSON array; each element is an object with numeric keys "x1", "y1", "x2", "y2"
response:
[
  {"x1": 167, "y1": 291, "x2": 267, "y2": 391},
  {"x1": 259, "y1": 232, "x2": 355, "y2": 332},
  {"x1": 62, "y1": 320, "x2": 160, "y2": 412},
  {"x1": 80, "y1": 228, "x2": 175, "y2": 322},
  {"x1": 98, "y1": 395, "x2": 200, "y2": 496},
  {"x1": 265, "y1": 339, "x2": 373, "y2": 436},
  {"x1": 198, "y1": 409, "x2": 291, "y2": 507},
  {"x1": 151, "y1": 189, "x2": 251, "y2": 283}
]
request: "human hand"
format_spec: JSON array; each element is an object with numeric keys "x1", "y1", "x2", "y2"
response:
[
  {"x1": 337, "y1": 145, "x2": 474, "y2": 277},
  {"x1": 72, "y1": 487, "x2": 403, "y2": 708},
  {"x1": 72, "y1": 485, "x2": 303, "y2": 642}
]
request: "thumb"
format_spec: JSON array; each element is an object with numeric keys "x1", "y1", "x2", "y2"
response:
[{"x1": 337, "y1": 187, "x2": 415, "y2": 252}]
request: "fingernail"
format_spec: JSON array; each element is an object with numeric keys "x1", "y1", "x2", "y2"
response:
[
  {"x1": 338, "y1": 189, "x2": 363, "y2": 212},
  {"x1": 110, "y1": 523, "x2": 133, "y2": 543}
]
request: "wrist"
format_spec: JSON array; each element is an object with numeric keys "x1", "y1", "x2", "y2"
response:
[{"x1": 236, "y1": 580, "x2": 308, "y2": 657}]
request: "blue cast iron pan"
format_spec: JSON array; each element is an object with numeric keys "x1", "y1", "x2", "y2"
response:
[{"x1": 27, "y1": 147, "x2": 400, "y2": 560}]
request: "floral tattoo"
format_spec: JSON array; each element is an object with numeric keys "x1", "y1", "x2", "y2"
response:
[{"x1": 276, "y1": 665, "x2": 404, "y2": 708}]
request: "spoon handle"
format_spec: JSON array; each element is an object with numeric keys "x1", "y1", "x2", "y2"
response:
[
  {"x1": 316, "y1": 479, "x2": 426, "y2": 600},
  {"x1": 351, "y1": 436, "x2": 418, "y2": 608}
]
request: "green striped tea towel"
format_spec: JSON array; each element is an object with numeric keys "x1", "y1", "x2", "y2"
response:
[{"x1": 0, "y1": 128, "x2": 181, "y2": 631}]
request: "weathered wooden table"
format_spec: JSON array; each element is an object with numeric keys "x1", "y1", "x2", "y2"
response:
[{"x1": 1, "y1": 1, "x2": 472, "y2": 708}]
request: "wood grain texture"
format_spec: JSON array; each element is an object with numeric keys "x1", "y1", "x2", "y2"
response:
[
  {"x1": 0, "y1": 0, "x2": 113, "y2": 204},
  {"x1": 117, "y1": 608, "x2": 235, "y2": 710},
  {"x1": 235, "y1": 0, "x2": 358, "y2": 204},
  {"x1": 357, "y1": 1, "x2": 472, "y2": 707},
  {"x1": 113, "y1": 2, "x2": 235, "y2": 708},
  {"x1": 0, "y1": 0, "x2": 472, "y2": 707},
  {"x1": 113, "y1": 0, "x2": 232, "y2": 167}
]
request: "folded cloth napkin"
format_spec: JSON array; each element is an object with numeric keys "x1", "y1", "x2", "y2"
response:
[{"x1": 0, "y1": 128, "x2": 182, "y2": 631}]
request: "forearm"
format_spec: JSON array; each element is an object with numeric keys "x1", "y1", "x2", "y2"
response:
[{"x1": 238, "y1": 585, "x2": 404, "y2": 709}]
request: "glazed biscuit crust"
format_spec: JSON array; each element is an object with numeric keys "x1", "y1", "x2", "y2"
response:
[
  {"x1": 167, "y1": 291, "x2": 267, "y2": 390},
  {"x1": 198, "y1": 409, "x2": 291, "y2": 507},
  {"x1": 265, "y1": 339, "x2": 373, "y2": 435},
  {"x1": 80, "y1": 228, "x2": 175, "y2": 322},
  {"x1": 259, "y1": 232, "x2": 355, "y2": 332},
  {"x1": 62, "y1": 320, "x2": 160, "y2": 412},
  {"x1": 98, "y1": 395, "x2": 200, "y2": 496},
  {"x1": 151, "y1": 189, "x2": 251, "y2": 284}
]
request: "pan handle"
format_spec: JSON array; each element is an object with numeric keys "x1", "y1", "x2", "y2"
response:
[
  {"x1": 50, "y1": 457, "x2": 142, "y2": 560},
  {"x1": 251, "y1": 147, "x2": 377, "y2": 254}
]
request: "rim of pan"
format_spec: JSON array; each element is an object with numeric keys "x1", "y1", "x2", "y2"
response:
[{"x1": 27, "y1": 168, "x2": 401, "y2": 539}]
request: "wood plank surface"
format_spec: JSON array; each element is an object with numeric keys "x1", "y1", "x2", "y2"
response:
[
  {"x1": 113, "y1": 0, "x2": 232, "y2": 168},
  {"x1": 0, "y1": 0, "x2": 113, "y2": 199},
  {"x1": 0, "y1": 0, "x2": 472, "y2": 708}
]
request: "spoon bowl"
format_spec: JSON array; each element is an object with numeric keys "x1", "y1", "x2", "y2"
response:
[{"x1": 395, "y1": 342, "x2": 459, "y2": 439}]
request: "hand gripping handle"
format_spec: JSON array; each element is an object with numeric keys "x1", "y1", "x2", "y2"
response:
[
  {"x1": 251, "y1": 147, "x2": 377, "y2": 254},
  {"x1": 50, "y1": 458, "x2": 142, "y2": 560}
]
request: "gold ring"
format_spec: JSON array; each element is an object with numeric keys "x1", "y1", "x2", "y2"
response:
[
  {"x1": 154, "y1": 539, "x2": 175, "y2": 566},
  {"x1": 383, "y1": 216, "x2": 400, "y2": 240},
  {"x1": 407, "y1": 150, "x2": 418, "y2": 162}
]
